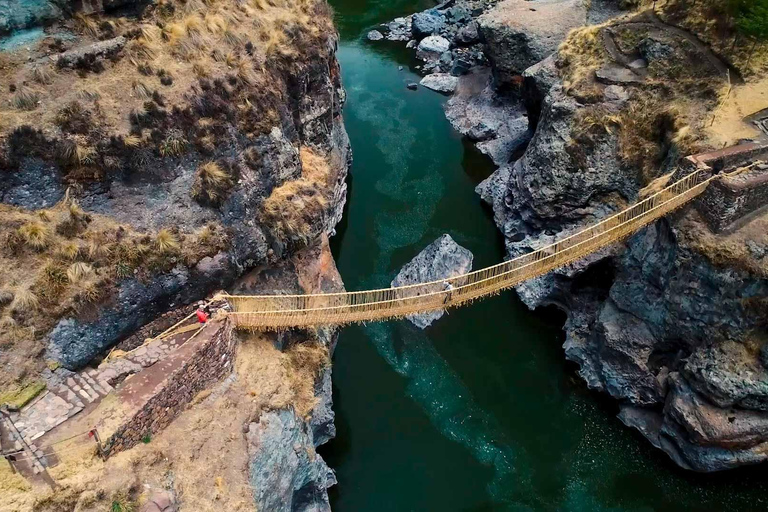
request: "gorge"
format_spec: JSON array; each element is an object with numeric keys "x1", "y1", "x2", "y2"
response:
[{"x1": 2, "y1": 0, "x2": 768, "y2": 510}]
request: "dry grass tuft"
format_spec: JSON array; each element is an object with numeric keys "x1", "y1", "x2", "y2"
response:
[
  {"x1": 73, "y1": 12, "x2": 101, "y2": 38},
  {"x1": 159, "y1": 130, "x2": 188, "y2": 157},
  {"x1": 66, "y1": 262, "x2": 93, "y2": 283},
  {"x1": 55, "y1": 102, "x2": 92, "y2": 134},
  {"x1": 191, "y1": 161, "x2": 234, "y2": 205},
  {"x1": 154, "y1": 229, "x2": 180, "y2": 254},
  {"x1": 11, "y1": 89, "x2": 41, "y2": 111},
  {"x1": 131, "y1": 80, "x2": 153, "y2": 100},
  {"x1": 18, "y1": 222, "x2": 51, "y2": 250},
  {"x1": 9, "y1": 287, "x2": 40, "y2": 313},
  {"x1": 260, "y1": 148, "x2": 332, "y2": 246},
  {"x1": 29, "y1": 65, "x2": 53, "y2": 85}
]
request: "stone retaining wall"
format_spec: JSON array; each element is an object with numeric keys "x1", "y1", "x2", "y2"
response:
[
  {"x1": 115, "y1": 304, "x2": 197, "y2": 352},
  {"x1": 682, "y1": 142, "x2": 768, "y2": 233},
  {"x1": 697, "y1": 168, "x2": 768, "y2": 233},
  {"x1": 104, "y1": 318, "x2": 236, "y2": 456}
]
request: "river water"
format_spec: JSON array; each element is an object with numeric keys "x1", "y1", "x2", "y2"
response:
[{"x1": 320, "y1": 1, "x2": 768, "y2": 510}]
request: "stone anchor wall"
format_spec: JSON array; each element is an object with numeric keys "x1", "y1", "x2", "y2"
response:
[
  {"x1": 103, "y1": 319, "x2": 236, "y2": 456},
  {"x1": 688, "y1": 142, "x2": 768, "y2": 233},
  {"x1": 696, "y1": 169, "x2": 768, "y2": 233}
]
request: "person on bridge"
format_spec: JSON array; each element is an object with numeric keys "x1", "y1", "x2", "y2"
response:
[{"x1": 442, "y1": 280, "x2": 454, "y2": 305}]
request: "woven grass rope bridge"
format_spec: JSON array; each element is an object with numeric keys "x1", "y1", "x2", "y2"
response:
[{"x1": 222, "y1": 167, "x2": 718, "y2": 329}]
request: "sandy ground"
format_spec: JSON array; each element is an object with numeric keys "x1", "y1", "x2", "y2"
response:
[{"x1": 706, "y1": 77, "x2": 768, "y2": 147}]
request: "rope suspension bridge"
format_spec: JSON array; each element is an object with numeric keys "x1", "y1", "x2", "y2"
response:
[{"x1": 220, "y1": 167, "x2": 717, "y2": 329}]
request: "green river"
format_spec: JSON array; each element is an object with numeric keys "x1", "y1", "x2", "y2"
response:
[{"x1": 320, "y1": 0, "x2": 768, "y2": 510}]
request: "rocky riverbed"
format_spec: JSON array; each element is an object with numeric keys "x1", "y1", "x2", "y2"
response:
[{"x1": 370, "y1": 0, "x2": 768, "y2": 472}]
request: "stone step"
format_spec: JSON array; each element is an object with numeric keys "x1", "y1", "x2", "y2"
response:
[
  {"x1": 98, "y1": 378, "x2": 114, "y2": 394},
  {"x1": 73, "y1": 375, "x2": 99, "y2": 402},
  {"x1": 81, "y1": 373, "x2": 106, "y2": 396}
]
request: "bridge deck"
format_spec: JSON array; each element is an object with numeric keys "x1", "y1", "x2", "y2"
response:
[{"x1": 223, "y1": 168, "x2": 715, "y2": 329}]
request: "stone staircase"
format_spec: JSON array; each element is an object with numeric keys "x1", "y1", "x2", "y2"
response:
[
  {"x1": 8, "y1": 324, "x2": 198, "y2": 447},
  {"x1": 11, "y1": 371, "x2": 114, "y2": 446}
]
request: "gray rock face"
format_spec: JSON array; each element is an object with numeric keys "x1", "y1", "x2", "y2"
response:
[
  {"x1": 38, "y1": 36, "x2": 350, "y2": 371},
  {"x1": 48, "y1": 254, "x2": 235, "y2": 369},
  {"x1": 470, "y1": 13, "x2": 768, "y2": 470},
  {"x1": 0, "y1": 158, "x2": 64, "y2": 209},
  {"x1": 445, "y1": 68, "x2": 530, "y2": 166},
  {"x1": 391, "y1": 234, "x2": 473, "y2": 329},
  {"x1": 420, "y1": 73, "x2": 459, "y2": 93},
  {"x1": 478, "y1": 0, "x2": 587, "y2": 87},
  {"x1": 247, "y1": 409, "x2": 336, "y2": 512}
]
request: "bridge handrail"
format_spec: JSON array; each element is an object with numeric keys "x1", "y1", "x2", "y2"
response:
[
  {"x1": 226, "y1": 175, "x2": 708, "y2": 317},
  {"x1": 223, "y1": 168, "x2": 711, "y2": 309}
]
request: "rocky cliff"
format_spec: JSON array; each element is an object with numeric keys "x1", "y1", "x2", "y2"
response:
[
  {"x1": 0, "y1": 0, "x2": 349, "y2": 385},
  {"x1": 1, "y1": 1, "x2": 348, "y2": 508},
  {"x1": 481, "y1": 5, "x2": 768, "y2": 472}
]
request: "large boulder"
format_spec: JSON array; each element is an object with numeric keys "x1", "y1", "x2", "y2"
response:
[
  {"x1": 412, "y1": 10, "x2": 446, "y2": 39},
  {"x1": 391, "y1": 234, "x2": 473, "y2": 329},
  {"x1": 416, "y1": 35, "x2": 451, "y2": 61},
  {"x1": 478, "y1": 0, "x2": 588, "y2": 87},
  {"x1": 420, "y1": 73, "x2": 459, "y2": 93},
  {"x1": 446, "y1": 68, "x2": 530, "y2": 166}
]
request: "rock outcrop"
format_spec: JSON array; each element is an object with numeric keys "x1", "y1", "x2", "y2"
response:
[
  {"x1": 413, "y1": 0, "x2": 768, "y2": 472},
  {"x1": 247, "y1": 409, "x2": 336, "y2": 512},
  {"x1": 478, "y1": 0, "x2": 588, "y2": 87},
  {"x1": 391, "y1": 234, "x2": 473, "y2": 329},
  {"x1": 0, "y1": 0, "x2": 350, "y2": 374}
]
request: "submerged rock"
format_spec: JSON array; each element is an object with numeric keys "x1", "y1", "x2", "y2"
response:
[
  {"x1": 391, "y1": 234, "x2": 473, "y2": 329},
  {"x1": 367, "y1": 30, "x2": 384, "y2": 41}
]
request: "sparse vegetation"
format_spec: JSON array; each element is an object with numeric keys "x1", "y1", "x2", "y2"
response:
[
  {"x1": 11, "y1": 89, "x2": 41, "y2": 111},
  {"x1": 29, "y1": 65, "x2": 53, "y2": 85},
  {"x1": 191, "y1": 161, "x2": 234, "y2": 206},
  {"x1": 559, "y1": 14, "x2": 728, "y2": 182},
  {"x1": 261, "y1": 148, "x2": 333, "y2": 246},
  {"x1": 159, "y1": 129, "x2": 188, "y2": 157},
  {"x1": 0, "y1": 198, "x2": 229, "y2": 390},
  {"x1": 656, "y1": 0, "x2": 768, "y2": 76},
  {"x1": 0, "y1": 380, "x2": 45, "y2": 408},
  {"x1": 55, "y1": 101, "x2": 93, "y2": 134}
]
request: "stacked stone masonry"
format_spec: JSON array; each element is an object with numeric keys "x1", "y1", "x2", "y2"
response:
[
  {"x1": 104, "y1": 319, "x2": 236, "y2": 456},
  {"x1": 691, "y1": 142, "x2": 768, "y2": 233}
]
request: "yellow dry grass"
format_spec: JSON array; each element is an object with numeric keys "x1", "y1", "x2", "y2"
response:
[
  {"x1": 558, "y1": 24, "x2": 610, "y2": 93},
  {"x1": 261, "y1": 148, "x2": 333, "y2": 244},
  {"x1": 0, "y1": 0, "x2": 334, "y2": 138}
]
